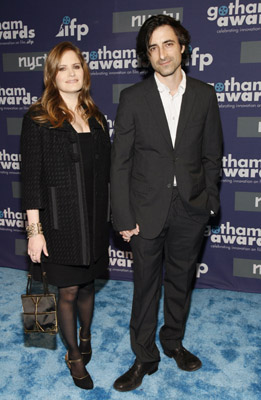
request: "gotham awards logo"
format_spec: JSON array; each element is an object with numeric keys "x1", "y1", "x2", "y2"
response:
[
  {"x1": 207, "y1": 0, "x2": 261, "y2": 33},
  {"x1": 0, "y1": 149, "x2": 21, "y2": 174},
  {"x1": 0, "y1": 19, "x2": 35, "y2": 44},
  {"x1": 82, "y1": 46, "x2": 138, "y2": 75},
  {"x1": 211, "y1": 76, "x2": 261, "y2": 108},
  {"x1": 222, "y1": 153, "x2": 261, "y2": 184},
  {"x1": 205, "y1": 222, "x2": 261, "y2": 250},
  {"x1": 0, "y1": 87, "x2": 38, "y2": 110},
  {"x1": 0, "y1": 208, "x2": 27, "y2": 231}
]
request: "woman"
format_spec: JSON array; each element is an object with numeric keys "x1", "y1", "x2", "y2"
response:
[{"x1": 20, "y1": 41, "x2": 111, "y2": 390}]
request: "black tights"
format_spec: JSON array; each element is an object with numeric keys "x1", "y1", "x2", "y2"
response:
[{"x1": 58, "y1": 281, "x2": 94, "y2": 360}]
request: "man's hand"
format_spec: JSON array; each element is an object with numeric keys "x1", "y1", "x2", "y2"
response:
[{"x1": 120, "y1": 224, "x2": 140, "y2": 242}]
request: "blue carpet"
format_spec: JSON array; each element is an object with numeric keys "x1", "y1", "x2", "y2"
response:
[{"x1": 0, "y1": 267, "x2": 260, "y2": 400}]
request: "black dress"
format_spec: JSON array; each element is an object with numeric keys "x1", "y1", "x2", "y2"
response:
[{"x1": 39, "y1": 132, "x2": 107, "y2": 287}]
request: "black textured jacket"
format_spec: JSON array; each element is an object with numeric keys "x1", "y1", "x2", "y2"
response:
[{"x1": 20, "y1": 112, "x2": 111, "y2": 266}]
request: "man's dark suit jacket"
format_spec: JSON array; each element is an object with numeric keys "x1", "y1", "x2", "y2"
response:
[{"x1": 111, "y1": 74, "x2": 223, "y2": 239}]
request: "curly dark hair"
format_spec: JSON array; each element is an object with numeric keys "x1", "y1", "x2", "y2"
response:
[{"x1": 136, "y1": 14, "x2": 191, "y2": 67}]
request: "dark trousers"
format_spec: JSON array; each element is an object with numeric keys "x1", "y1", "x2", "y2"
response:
[{"x1": 130, "y1": 188, "x2": 208, "y2": 363}]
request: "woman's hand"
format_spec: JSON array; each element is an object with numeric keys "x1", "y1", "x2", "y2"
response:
[{"x1": 28, "y1": 234, "x2": 49, "y2": 263}]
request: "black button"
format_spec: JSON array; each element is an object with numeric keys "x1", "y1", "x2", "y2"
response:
[
  {"x1": 68, "y1": 132, "x2": 77, "y2": 143},
  {"x1": 71, "y1": 153, "x2": 80, "y2": 162}
]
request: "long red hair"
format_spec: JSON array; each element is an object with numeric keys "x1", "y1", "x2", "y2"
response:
[{"x1": 30, "y1": 41, "x2": 104, "y2": 128}]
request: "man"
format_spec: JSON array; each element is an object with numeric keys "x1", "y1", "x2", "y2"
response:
[{"x1": 111, "y1": 15, "x2": 223, "y2": 392}]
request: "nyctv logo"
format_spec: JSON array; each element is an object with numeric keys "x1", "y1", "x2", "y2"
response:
[
  {"x1": 235, "y1": 192, "x2": 261, "y2": 212},
  {"x1": 234, "y1": 258, "x2": 261, "y2": 279},
  {"x1": 113, "y1": 8, "x2": 183, "y2": 33},
  {"x1": 56, "y1": 17, "x2": 89, "y2": 41},
  {"x1": 237, "y1": 116, "x2": 261, "y2": 138}
]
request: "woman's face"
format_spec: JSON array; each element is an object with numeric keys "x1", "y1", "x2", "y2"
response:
[{"x1": 55, "y1": 50, "x2": 84, "y2": 96}]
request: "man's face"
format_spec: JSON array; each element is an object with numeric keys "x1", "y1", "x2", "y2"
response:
[{"x1": 147, "y1": 25, "x2": 185, "y2": 78}]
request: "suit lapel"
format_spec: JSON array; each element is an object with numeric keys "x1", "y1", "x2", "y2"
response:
[
  {"x1": 175, "y1": 77, "x2": 196, "y2": 149},
  {"x1": 144, "y1": 76, "x2": 173, "y2": 149}
]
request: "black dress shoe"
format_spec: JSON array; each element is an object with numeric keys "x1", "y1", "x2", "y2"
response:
[
  {"x1": 113, "y1": 359, "x2": 158, "y2": 392},
  {"x1": 164, "y1": 346, "x2": 202, "y2": 371},
  {"x1": 65, "y1": 352, "x2": 94, "y2": 390}
]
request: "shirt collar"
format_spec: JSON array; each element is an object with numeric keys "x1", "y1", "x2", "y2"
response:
[{"x1": 154, "y1": 69, "x2": 186, "y2": 95}]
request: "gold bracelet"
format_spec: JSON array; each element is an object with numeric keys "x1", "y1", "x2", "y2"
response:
[{"x1": 26, "y1": 222, "x2": 43, "y2": 239}]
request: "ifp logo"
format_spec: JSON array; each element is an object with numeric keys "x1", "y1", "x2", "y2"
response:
[
  {"x1": 63, "y1": 16, "x2": 70, "y2": 25},
  {"x1": 196, "y1": 263, "x2": 209, "y2": 278},
  {"x1": 56, "y1": 16, "x2": 89, "y2": 41},
  {"x1": 186, "y1": 46, "x2": 214, "y2": 71}
]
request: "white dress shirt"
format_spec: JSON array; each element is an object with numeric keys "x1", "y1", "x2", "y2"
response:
[{"x1": 154, "y1": 69, "x2": 186, "y2": 186}]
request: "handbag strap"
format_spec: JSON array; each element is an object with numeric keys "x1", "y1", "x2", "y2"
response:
[
  {"x1": 26, "y1": 264, "x2": 33, "y2": 295},
  {"x1": 26, "y1": 262, "x2": 50, "y2": 295}
]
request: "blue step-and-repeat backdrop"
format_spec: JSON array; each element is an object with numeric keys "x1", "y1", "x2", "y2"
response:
[{"x1": 0, "y1": 0, "x2": 260, "y2": 292}]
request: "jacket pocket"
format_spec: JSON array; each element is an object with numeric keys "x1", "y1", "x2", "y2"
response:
[
  {"x1": 49, "y1": 187, "x2": 59, "y2": 230},
  {"x1": 131, "y1": 177, "x2": 150, "y2": 195},
  {"x1": 186, "y1": 117, "x2": 205, "y2": 129},
  {"x1": 107, "y1": 183, "x2": 111, "y2": 222}
]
